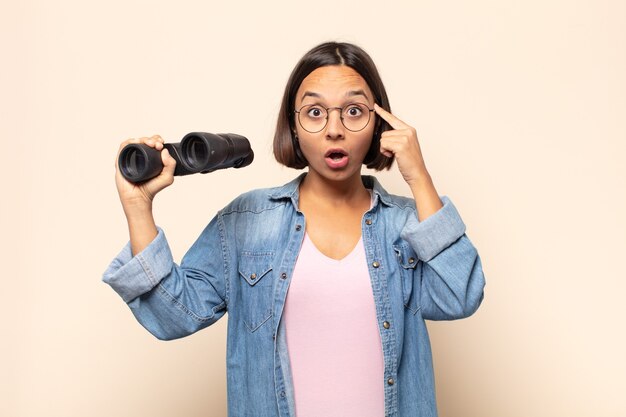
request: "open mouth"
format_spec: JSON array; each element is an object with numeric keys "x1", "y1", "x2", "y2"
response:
[
  {"x1": 325, "y1": 149, "x2": 347, "y2": 160},
  {"x1": 324, "y1": 149, "x2": 349, "y2": 169}
]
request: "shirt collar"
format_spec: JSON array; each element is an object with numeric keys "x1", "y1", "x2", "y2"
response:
[{"x1": 268, "y1": 173, "x2": 394, "y2": 208}]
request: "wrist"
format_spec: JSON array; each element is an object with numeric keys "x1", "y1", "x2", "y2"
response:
[
  {"x1": 407, "y1": 170, "x2": 433, "y2": 190},
  {"x1": 122, "y1": 199, "x2": 154, "y2": 219},
  {"x1": 408, "y1": 173, "x2": 443, "y2": 222}
]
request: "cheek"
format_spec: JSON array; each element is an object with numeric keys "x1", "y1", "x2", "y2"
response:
[
  {"x1": 296, "y1": 135, "x2": 320, "y2": 158},
  {"x1": 359, "y1": 140, "x2": 374, "y2": 158},
  {"x1": 357, "y1": 129, "x2": 376, "y2": 153}
]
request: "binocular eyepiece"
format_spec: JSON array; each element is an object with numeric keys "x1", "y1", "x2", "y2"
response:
[{"x1": 118, "y1": 132, "x2": 254, "y2": 183}]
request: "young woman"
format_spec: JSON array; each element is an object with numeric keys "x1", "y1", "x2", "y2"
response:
[{"x1": 103, "y1": 42, "x2": 486, "y2": 417}]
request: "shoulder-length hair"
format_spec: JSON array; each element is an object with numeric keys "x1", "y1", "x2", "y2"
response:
[{"x1": 273, "y1": 41, "x2": 394, "y2": 170}]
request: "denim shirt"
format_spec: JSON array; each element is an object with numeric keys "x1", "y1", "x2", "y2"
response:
[{"x1": 102, "y1": 173, "x2": 486, "y2": 417}]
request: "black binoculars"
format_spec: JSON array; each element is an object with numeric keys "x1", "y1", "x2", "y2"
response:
[{"x1": 118, "y1": 132, "x2": 254, "y2": 183}]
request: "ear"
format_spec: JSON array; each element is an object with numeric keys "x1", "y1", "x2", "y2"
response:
[
  {"x1": 290, "y1": 116, "x2": 298, "y2": 139},
  {"x1": 293, "y1": 134, "x2": 306, "y2": 163},
  {"x1": 363, "y1": 117, "x2": 384, "y2": 165},
  {"x1": 373, "y1": 122, "x2": 380, "y2": 140}
]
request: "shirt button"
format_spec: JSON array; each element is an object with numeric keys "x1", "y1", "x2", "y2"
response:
[
  {"x1": 408, "y1": 257, "x2": 415, "y2": 264},
  {"x1": 365, "y1": 218, "x2": 372, "y2": 225},
  {"x1": 387, "y1": 378, "x2": 395, "y2": 386},
  {"x1": 372, "y1": 261, "x2": 380, "y2": 268},
  {"x1": 280, "y1": 391, "x2": 286, "y2": 398},
  {"x1": 295, "y1": 224, "x2": 302, "y2": 231},
  {"x1": 250, "y1": 273, "x2": 257, "y2": 280},
  {"x1": 383, "y1": 321, "x2": 390, "y2": 329},
  {"x1": 281, "y1": 272, "x2": 287, "y2": 279}
]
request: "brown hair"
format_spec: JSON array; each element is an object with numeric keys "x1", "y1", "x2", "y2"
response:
[{"x1": 273, "y1": 41, "x2": 394, "y2": 170}]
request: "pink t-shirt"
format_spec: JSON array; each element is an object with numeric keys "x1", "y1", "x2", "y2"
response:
[{"x1": 283, "y1": 210, "x2": 385, "y2": 416}]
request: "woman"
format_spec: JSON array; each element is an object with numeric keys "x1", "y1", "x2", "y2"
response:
[{"x1": 103, "y1": 41, "x2": 486, "y2": 417}]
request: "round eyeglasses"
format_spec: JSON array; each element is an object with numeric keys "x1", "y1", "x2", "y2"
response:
[{"x1": 294, "y1": 103, "x2": 375, "y2": 133}]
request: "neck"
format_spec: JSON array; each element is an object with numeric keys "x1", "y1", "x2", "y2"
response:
[{"x1": 299, "y1": 170, "x2": 369, "y2": 206}]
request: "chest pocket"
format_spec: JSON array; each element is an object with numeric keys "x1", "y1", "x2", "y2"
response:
[
  {"x1": 393, "y1": 243, "x2": 421, "y2": 314},
  {"x1": 238, "y1": 251, "x2": 274, "y2": 332}
]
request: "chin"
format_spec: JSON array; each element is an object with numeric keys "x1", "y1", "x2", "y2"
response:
[{"x1": 314, "y1": 166, "x2": 362, "y2": 182}]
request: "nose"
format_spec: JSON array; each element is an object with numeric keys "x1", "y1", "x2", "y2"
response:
[{"x1": 325, "y1": 108, "x2": 345, "y2": 140}]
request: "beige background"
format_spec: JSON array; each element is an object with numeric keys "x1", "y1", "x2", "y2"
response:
[{"x1": 2, "y1": 0, "x2": 625, "y2": 416}]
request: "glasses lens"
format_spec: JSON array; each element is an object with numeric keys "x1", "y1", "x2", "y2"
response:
[
  {"x1": 297, "y1": 103, "x2": 372, "y2": 133},
  {"x1": 342, "y1": 103, "x2": 371, "y2": 132},
  {"x1": 298, "y1": 105, "x2": 327, "y2": 133}
]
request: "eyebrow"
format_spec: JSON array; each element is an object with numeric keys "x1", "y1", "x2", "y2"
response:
[
  {"x1": 346, "y1": 89, "x2": 370, "y2": 101},
  {"x1": 300, "y1": 89, "x2": 371, "y2": 102},
  {"x1": 301, "y1": 91, "x2": 322, "y2": 101}
]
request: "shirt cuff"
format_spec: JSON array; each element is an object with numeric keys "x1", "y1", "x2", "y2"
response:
[
  {"x1": 102, "y1": 227, "x2": 174, "y2": 303},
  {"x1": 400, "y1": 196, "x2": 467, "y2": 262}
]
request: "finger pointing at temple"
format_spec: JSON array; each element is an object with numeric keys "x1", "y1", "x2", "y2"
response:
[{"x1": 374, "y1": 103, "x2": 410, "y2": 130}]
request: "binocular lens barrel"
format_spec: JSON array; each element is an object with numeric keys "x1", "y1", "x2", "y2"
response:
[
  {"x1": 118, "y1": 132, "x2": 254, "y2": 183},
  {"x1": 119, "y1": 144, "x2": 164, "y2": 182},
  {"x1": 182, "y1": 137, "x2": 209, "y2": 171}
]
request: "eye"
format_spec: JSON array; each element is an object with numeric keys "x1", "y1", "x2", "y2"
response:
[
  {"x1": 345, "y1": 104, "x2": 365, "y2": 118},
  {"x1": 306, "y1": 106, "x2": 325, "y2": 119}
]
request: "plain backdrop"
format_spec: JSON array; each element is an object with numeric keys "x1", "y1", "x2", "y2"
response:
[{"x1": 2, "y1": 1, "x2": 625, "y2": 416}]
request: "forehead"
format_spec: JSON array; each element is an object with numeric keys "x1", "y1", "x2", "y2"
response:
[{"x1": 296, "y1": 65, "x2": 373, "y2": 102}]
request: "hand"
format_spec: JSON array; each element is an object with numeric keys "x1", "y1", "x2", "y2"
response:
[
  {"x1": 114, "y1": 134, "x2": 177, "y2": 210},
  {"x1": 374, "y1": 103, "x2": 429, "y2": 186}
]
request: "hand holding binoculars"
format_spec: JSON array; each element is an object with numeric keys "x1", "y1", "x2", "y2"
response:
[{"x1": 118, "y1": 132, "x2": 254, "y2": 183}]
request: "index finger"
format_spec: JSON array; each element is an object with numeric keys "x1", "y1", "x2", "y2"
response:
[{"x1": 374, "y1": 103, "x2": 409, "y2": 130}]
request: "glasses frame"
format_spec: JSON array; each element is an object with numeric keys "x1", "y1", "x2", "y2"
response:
[{"x1": 294, "y1": 102, "x2": 375, "y2": 133}]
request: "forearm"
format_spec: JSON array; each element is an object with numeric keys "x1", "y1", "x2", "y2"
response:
[
  {"x1": 123, "y1": 203, "x2": 158, "y2": 256},
  {"x1": 408, "y1": 172, "x2": 443, "y2": 222}
]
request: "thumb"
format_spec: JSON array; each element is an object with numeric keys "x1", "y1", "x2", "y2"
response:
[{"x1": 161, "y1": 148, "x2": 177, "y2": 176}]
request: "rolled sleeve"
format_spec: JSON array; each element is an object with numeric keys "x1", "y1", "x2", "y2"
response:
[
  {"x1": 400, "y1": 196, "x2": 467, "y2": 262},
  {"x1": 102, "y1": 227, "x2": 174, "y2": 303}
]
